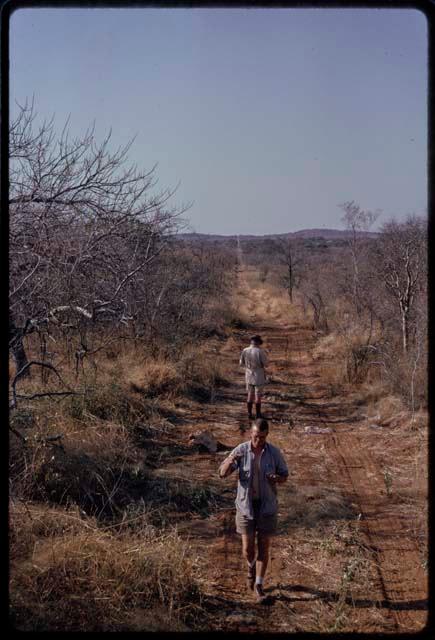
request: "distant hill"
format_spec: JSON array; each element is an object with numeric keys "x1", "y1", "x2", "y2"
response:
[
  {"x1": 292, "y1": 228, "x2": 379, "y2": 239},
  {"x1": 179, "y1": 228, "x2": 379, "y2": 241}
]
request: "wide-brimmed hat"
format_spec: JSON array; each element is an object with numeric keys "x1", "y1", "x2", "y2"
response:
[{"x1": 250, "y1": 334, "x2": 263, "y2": 345}]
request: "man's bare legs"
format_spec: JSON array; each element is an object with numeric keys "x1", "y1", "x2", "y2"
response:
[
  {"x1": 256, "y1": 532, "x2": 271, "y2": 579},
  {"x1": 254, "y1": 388, "x2": 263, "y2": 418},
  {"x1": 242, "y1": 531, "x2": 272, "y2": 598},
  {"x1": 247, "y1": 387, "x2": 255, "y2": 419},
  {"x1": 241, "y1": 532, "x2": 256, "y2": 564},
  {"x1": 241, "y1": 532, "x2": 256, "y2": 588},
  {"x1": 247, "y1": 386, "x2": 264, "y2": 419},
  {"x1": 253, "y1": 532, "x2": 271, "y2": 600}
]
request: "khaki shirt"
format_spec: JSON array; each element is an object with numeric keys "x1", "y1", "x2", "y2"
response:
[
  {"x1": 239, "y1": 345, "x2": 268, "y2": 386},
  {"x1": 219, "y1": 441, "x2": 289, "y2": 518}
]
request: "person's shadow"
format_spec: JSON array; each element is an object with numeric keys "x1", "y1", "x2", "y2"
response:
[{"x1": 264, "y1": 584, "x2": 427, "y2": 611}]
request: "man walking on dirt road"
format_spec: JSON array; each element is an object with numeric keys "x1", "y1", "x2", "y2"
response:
[
  {"x1": 240, "y1": 335, "x2": 268, "y2": 420},
  {"x1": 218, "y1": 419, "x2": 288, "y2": 602}
]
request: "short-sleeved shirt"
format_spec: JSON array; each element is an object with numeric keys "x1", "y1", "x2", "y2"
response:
[
  {"x1": 219, "y1": 441, "x2": 289, "y2": 518},
  {"x1": 239, "y1": 346, "x2": 268, "y2": 386}
]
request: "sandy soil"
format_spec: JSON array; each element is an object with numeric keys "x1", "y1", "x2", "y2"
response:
[{"x1": 161, "y1": 265, "x2": 428, "y2": 633}]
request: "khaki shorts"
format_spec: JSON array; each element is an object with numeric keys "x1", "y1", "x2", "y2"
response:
[
  {"x1": 246, "y1": 383, "x2": 264, "y2": 393},
  {"x1": 235, "y1": 501, "x2": 277, "y2": 536}
]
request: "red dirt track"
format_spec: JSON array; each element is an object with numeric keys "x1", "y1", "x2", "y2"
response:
[{"x1": 163, "y1": 267, "x2": 428, "y2": 632}]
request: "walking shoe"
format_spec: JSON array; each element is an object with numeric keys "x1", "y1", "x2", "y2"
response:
[
  {"x1": 247, "y1": 564, "x2": 256, "y2": 590},
  {"x1": 254, "y1": 583, "x2": 267, "y2": 602}
]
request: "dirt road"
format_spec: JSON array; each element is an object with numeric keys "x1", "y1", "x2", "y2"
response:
[{"x1": 163, "y1": 267, "x2": 428, "y2": 632}]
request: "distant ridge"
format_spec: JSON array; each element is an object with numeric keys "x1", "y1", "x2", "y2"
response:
[{"x1": 179, "y1": 228, "x2": 379, "y2": 241}]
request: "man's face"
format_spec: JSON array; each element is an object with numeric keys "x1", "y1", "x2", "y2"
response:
[{"x1": 251, "y1": 426, "x2": 268, "y2": 448}]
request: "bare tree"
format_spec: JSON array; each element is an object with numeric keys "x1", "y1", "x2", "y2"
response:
[
  {"x1": 127, "y1": 240, "x2": 237, "y2": 352},
  {"x1": 9, "y1": 100, "x2": 190, "y2": 374},
  {"x1": 375, "y1": 216, "x2": 426, "y2": 355},
  {"x1": 274, "y1": 237, "x2": 304, "y2": 303},
  {"x1": 339, "y1": 200, "x2": 381, "y2": 314},
  {"x1": 297, "y1": 251, "x2": 339, "y2": 332}
]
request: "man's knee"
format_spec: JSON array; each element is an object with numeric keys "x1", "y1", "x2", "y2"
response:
[{"x1": 242, "y1": 541, "x2": 255, "y2": 557}]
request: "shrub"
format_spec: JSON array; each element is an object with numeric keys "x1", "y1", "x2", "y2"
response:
[
  {"x1": 10, "y1": 503, "x2": 203, "y2": 631},
  {"x1": 66, "y1": 382, "x2": 136, "y2": 422}
]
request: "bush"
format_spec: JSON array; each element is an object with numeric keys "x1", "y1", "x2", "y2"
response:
[
  {"x1": 10, "y1": 503, "x2": 203, "y2": 631},
  {"x1": 66, "y1": 382, "x2": 137, "y2": 422},
  {"x1": 127, "y1": 361, "x2": 182, "y2": 397}
]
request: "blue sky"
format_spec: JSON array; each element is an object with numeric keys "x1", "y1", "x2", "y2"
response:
[{"x1": 10, "y1": 7, "x2": 427, "y2": 235}]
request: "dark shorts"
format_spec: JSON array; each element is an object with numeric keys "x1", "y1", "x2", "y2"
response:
[{"x1": 235, "y1": 501, "x2": 277, "y2": 536}]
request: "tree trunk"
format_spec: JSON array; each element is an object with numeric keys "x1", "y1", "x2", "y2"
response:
[
  {"x1": 9, "y1": 324, "x2": 30, "y2": 377},
  {"x1": 287, "y1": 264, "x2": 293, "y2": 303},
  {"x1": 401, "y1": 310, "x2": 409, "y2": 355}
]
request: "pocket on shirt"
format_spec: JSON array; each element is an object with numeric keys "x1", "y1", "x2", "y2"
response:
[
  {"x1": 265, "y1": 462, "x2": 274, "y2": 474},
  {"x1": 239, "y1": 467, "x2": 250, "y2": 485}
]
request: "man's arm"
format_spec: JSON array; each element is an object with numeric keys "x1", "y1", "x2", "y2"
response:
[
  {"x1": 219, "y1": 451, "x2": 241, "y2": 478},
  {"x1": 267, "y1": 448, "x2": 289, "y2": 484},
  {"x1": 260, "y1": 348, "x2": 269, "y2": 367}
]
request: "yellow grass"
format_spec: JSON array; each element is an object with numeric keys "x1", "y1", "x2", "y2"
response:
[{"x1": 10, "y1": 502, "x2": 203, "y2": 631}]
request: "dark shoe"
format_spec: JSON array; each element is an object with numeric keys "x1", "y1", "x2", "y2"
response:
[
  {"x1": 247, "y1": 564, "x2": 256, "y2": 590},
  {"x1": 254, "y1": 583, "x2": 267, "y2": 602}
]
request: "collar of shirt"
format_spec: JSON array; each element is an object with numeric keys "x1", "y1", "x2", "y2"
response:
[{"x1": 250, "y1": 441, "x2": 268, "y2": 455}]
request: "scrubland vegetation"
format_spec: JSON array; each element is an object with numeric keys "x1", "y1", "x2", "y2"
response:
[
  {"x1": 9, "y1": 102, "x2": 239, "y2": 630},
  {"x1": 242, "y1": 202, "x2": 428, "y2": 414},
  {"x1": 9, "y1": 102, "x2": 427, "y2": 631}
]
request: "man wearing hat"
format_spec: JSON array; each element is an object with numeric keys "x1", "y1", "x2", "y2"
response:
[{"x1": 239, "y1": 335, "x2": 268, "y2": 420}]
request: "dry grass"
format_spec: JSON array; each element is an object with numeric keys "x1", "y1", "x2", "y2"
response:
[
  {"x1": 10, "y1": 502, "x2": 203, "y2": 631},
  {"x1": 195, "y1": 297, "x2": 250, "y2": 335},
  {"x1": 238, "y1": 267, "x2": 306, "y2": 327},
  {"x1": 280, "y1": 516, "x2": 381, "y2": 633},
  {"x1": 13, "y1": 327, "x2": 229, "y2": 400},
  {"x1": 310, "y1": 313, "x2": 428, "y2": 577},
  {"x1": 279, "y1": 485, "x2": 356, "y2": 531},
  {"x1": 105, "y1": 346, "x2": 229, "y2": 402},
  {"x1": 9, "y1": 323, "x2": 229, "y2": 631},
  {"x1": 9, "y1": 261, "x2": 428, "y2": 632},
  {"x1": 10, "y1": 330, "x2": 230, "y2": 477},
  {"x1": 9, "y1": 340, "x2": 231, "y2": 532},
  {"x1": 126, "y1": 360, "x2": 182, "y2": 396},
  {"x1": 312, "y1": 333, "x2": 346, "y2": 362}
]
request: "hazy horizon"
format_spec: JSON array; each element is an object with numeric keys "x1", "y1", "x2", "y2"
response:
[
  {"x1": 178, "y1": 226, "x2": 381, "y2": 236},
  {"x1": 10, "y1": 7, "x2": 427, "y2": 235}
]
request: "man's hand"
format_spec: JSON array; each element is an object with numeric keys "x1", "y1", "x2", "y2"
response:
[
  {"x1": 266, "y1": 473, "x2": 287, "y2": 485},
  {"x1": 266, "y1": 473, "x2": 278, "y2": 484},
  {"x1": 219, "y1": 452, "x2": 242, "y2": 478}
]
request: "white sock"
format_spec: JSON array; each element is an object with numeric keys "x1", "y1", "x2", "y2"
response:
[
  {"x1": 255, "y1": 576, "x2": 264, "y2": 585},
  {"x1": 248, "y1": 559, "x2": 256, "y2": 568}
]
